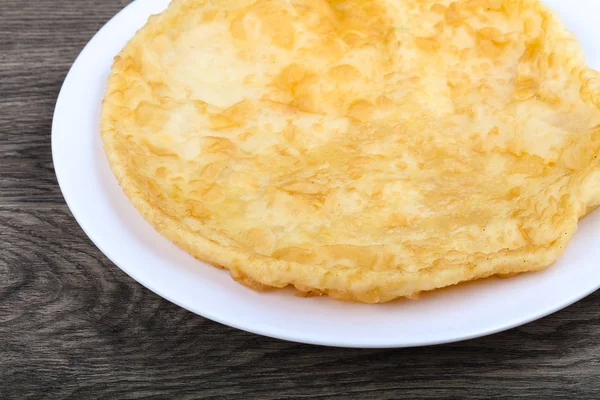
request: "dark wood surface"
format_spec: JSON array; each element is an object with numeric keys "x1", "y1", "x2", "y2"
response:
[{"x1": 2, "y1": 0, "x2": 600, "y2": 398}]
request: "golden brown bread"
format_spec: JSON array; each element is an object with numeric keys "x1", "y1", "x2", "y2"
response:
[{"x1": 101, "y1": 0, "x2": 600, "y2": 303}]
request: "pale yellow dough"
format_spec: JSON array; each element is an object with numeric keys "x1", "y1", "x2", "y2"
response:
[{"x1": 101, "y1": 0, "x2": 600, "y2": 302}]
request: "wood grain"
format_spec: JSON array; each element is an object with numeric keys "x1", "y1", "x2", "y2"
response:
[{"x1": 2, "y1": 1, "x2": 600, "y2": 398}]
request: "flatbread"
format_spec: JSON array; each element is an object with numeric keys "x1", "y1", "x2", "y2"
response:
[{"x1": 101, "y1": 0, "x2": 600, "y2": 302}]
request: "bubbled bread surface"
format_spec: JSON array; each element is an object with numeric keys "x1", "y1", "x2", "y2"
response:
[{"x1": 101, "y1": 0, "x2": 600, "y2": 302}]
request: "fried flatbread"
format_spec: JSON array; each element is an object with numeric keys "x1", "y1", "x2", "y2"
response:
[{"x1": 101, "y1": 0, "x2": 600, "y2": 302}]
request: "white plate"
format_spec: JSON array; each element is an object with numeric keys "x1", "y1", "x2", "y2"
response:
[{"x1": 53, "y1": 0, "x2": 600, "y2": 348}]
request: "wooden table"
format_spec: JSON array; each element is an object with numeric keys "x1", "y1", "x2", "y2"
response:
[{"x1": 2, "y1": 0, "x2": 600, "y2": 397}]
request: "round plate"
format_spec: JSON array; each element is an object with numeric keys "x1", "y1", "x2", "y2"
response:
[{"x1": 53, "y1": 0, "x2": 600, "y2": 348}]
